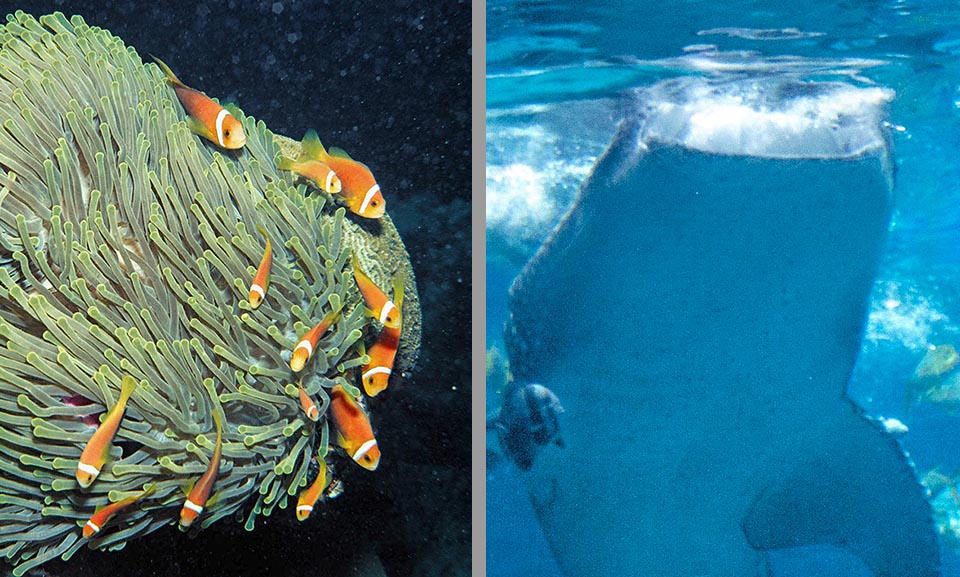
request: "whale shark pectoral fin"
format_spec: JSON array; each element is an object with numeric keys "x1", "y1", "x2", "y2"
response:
[{"x1": 742, "y1": 408, "x2": 939, "y2": 577}]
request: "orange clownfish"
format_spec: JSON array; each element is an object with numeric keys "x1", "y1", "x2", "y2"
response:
[
  {"x1": 329, "y1": 384, "x2": 380, "y2": 471},
  {"x1": 353, "y1": 264, "x2": 401, "y2": 330},
  {"x1": 278, "y1": 144, "x2": 342, "y2": 195},
  {"x1": 247, "y1": 226, "x2": 272, "y2": 309},
  {"x1": 360, "y1": 274, "x2": 404, "y2": 397},
  {"x1": 298, "y1": 382, "x2": 320, "y2": 421},
  {"x1": 76, "y1": 376, "x2": 138, "y2": 488},
  {"x1": 290, "y1": 309, "x2": 341, "y2": 373},
  {"x1": 83, "y1": 484, "x2": 156, "y2": 538},
  {"x1": 361, "y1": 327, "x2": 399, "y2": 398},
  {"x1": 296, "y1": 130, "x2": 384, "y2": 219},
  {"x1": 152, "y1": 55, "x2": 247, "y2": 150},
  {"x1": 179, "y1": 410, "x2": 223, "y2": 529},
  {"x1": 296, "y1": 459, "x2": 329, "y2": 521}
]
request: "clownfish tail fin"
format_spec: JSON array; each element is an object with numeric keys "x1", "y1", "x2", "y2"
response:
[
  {"x1": 301, "y1": 129, "x2": 328, "y2": 161},
  {"x1": 150, "y1": 54, "x2": 187, "y2": 89},
  {"x1": 118, "y1": 375, "x2": 138, "y2": 406}
]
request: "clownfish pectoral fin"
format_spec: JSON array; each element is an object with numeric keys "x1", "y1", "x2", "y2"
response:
[
  {"x1": 301, "y1": 129, "x2": 329, "y2": 161},
  {"x1": 204, "y1": 491, "x2": 222, "y2": 509},
  {"x1": 185, "y1": 116, "x2": 215, "y2": 142},
  {"x1": 392, "y1": 272, "x2": 405, "y2": 310},
  {"x1": 178, "y1": 480, "x2": 194, "y2": 497},
  {"x1": 150, "y1": 55, "x2": 188, "y2": 89}
]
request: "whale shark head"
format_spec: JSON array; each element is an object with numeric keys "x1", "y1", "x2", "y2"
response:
[{"x1": 504, "y1": 76, "x2": 938, "y2": 577}]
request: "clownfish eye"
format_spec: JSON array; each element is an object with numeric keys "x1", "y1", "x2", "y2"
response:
[{"x1": 224, "y1": 129, "x2": 231, "y2": 137}]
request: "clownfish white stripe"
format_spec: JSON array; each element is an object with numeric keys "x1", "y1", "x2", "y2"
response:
[
  {"x1": 362, "y1": 366, "x2": 392, "y2": 380},
  {"x1": 183, "y1": 499, "x2": 204, "y2": 514},
  {"x1": 85, "y1": 520, "x2": 101, "y2": 535},
  {"x1": 352, "y1": 439, "x2": 378, "y2": 461},
  {"x1": 294, "y1": 340, "x2": 314, "y2": 358},
  {"x1": 77, "y1": 462, "x2": 101, "y2": 478},
  {"x1": 306, "y1": 406, "x2": 319, "y2": 420},
  {"x1": 250, "y1": 284, "x2": 265, "y2": 298},
  {"x1": 297, "y1": 505, "x2": 313, "y2": 515},
  {"x1": 378, "y1": 301, "x2": 396, "y2": 325},
  {"x1": 214, "y1": 108, "x2": 230, "y2": 148},
  {"x1": 358, "y1": 184, "x2": 380, "y2": 215},
  {"x1": 325, "y1": 169, "x2": 335, "y2": 192}
]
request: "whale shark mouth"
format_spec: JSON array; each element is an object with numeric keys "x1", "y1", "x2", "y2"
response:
[{"x1": 504, "y1": 76, "x2": 939, "y2": 577}]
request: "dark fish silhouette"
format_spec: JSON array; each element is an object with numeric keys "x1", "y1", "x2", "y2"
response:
[{"x1": 489, "y1": 383, "x2": 564, "y2": 471}]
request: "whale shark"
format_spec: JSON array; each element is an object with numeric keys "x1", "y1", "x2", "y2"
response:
[{"x1": 503, "y1": 77, "x2": 939, "y2": 577}]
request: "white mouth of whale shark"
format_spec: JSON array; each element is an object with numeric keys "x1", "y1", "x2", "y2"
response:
[{"x1": 504, "y1": 75, "x2": 938, "y2": 577}]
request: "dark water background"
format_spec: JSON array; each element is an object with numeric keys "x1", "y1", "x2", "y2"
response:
[{"x1": 0, "y1": 1, "x2": 472, "y2": 575}]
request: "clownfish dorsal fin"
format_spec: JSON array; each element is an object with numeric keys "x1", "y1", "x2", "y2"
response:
[
  {"x1": 223, "y1": 102, "x2": 243, "y2": 119},
  {"x1": 328, "y1": 146, "x2": 353, "y2": 160},
  {"x1": 301, "y1": 129, "x2": 328, "y2": 161},
  {"x1": 150, "y1": 54, "x2": 188, "y2": 89}
]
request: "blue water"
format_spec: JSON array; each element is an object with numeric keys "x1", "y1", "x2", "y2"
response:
[{"x1": 487, "y1": 2, "x2": 960, "y2": 576}]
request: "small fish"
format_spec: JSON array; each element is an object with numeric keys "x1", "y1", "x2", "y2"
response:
[
  {"x1": 298, "y1": 382, "x2": 320, "y2": 421},
  {"x1": 328, "y1": 384, "x2": 380, "y2": 471},
  {"x1": 152, "y1": 55, "x2": 247, "y2": 150},
  {"x1": 325, "y1": 477, "x2": 344, "y2": 499},
  {"x1": 290, "y1": 309, "x2": 341, "y2": 373},
  {"x1": 353, "y1": 264, "x2": 401, "y2": 329},
  {"x1": 361, "y1": 327, "x2": 399, "y2": 398},
  {"x1": 360, "y1": 274, "x2": 404, "y2": 397},
  {"x1": 490, "y1": 383, "x2": 564, "y2": 471},
  {"x1": 83, "y1": 484, "x2": 156, "y2": 538},
  {"x1": 179, "y1": 409, "x2": 223, "y2": 528},
  {"x1": 296, "y1": 459, "x2": 328, "y2": 521},
  {"x1": 63, "y1": 394, "x2": 101, "y2": 429},
  {"x1": 247, "y1": 226, "x2": 272, "y2": 309},
  {"x1": 76, "y1": 376, "x2": 138, "y2": 488},
  {"x1": 296, "y1": 130, "x2": 384, "y2": 219},
  {"x1": 278, "y1": 148, "x2": 342, "y2": 194}
]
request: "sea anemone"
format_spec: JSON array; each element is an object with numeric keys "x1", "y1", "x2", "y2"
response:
[{"x1": 0, "y1": 10, "x2": 419, "y2": 574}]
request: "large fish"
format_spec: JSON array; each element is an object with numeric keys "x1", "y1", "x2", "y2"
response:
[{"x1": 504, "y1": 77, "x2": 939, "y2": 577}]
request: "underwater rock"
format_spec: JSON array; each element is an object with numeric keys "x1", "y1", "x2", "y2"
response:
[
  {"x1": 505, "y1": 76, "x2": 939, "y2": 577},
  {"x1": 0, "y1": 11, "x2": 419, "y2": 574}
]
